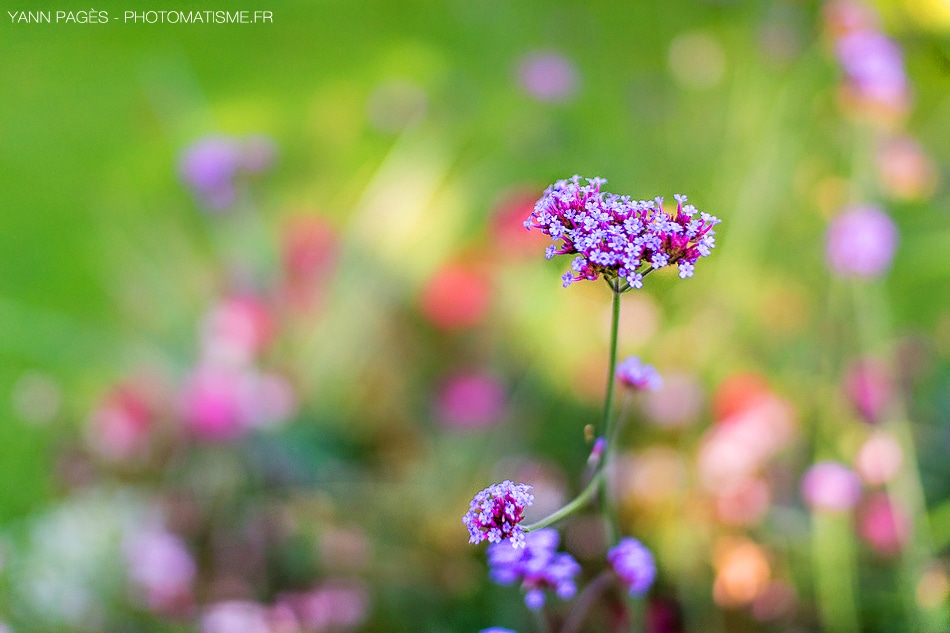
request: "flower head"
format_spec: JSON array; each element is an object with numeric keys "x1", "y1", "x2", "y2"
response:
[
  {"x1": 487, "y1": 528, "x2": 581, "y2": 610},
  {"x1": 616, "y1": 356, "x2": 662, "y2": 391},
  {"x1": 463, "y1": 481, "x2": 534, "y2": 547},
  {"x1": 525, "y1": 176, "x2": 720, "y2": 289},
  {"x1": 825, "y1": 206, "x2": 898, "y2": 279},
  {"x1": 607, "y1": 537, "x2": 657, "y2": 596},
  {"x1": 801, "y1": 461, "x2": 863, "y2": 512}
]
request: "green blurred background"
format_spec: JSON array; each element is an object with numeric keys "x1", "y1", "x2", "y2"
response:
[{"x1": 2, "y1": 0, "x2": 950, "y2": 631}]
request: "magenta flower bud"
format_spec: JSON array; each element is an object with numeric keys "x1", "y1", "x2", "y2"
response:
[
  {"x1": 587, "y1": 437, "x2": 607, "y2": 468},
  {"x1": 800, "y1": 461, "x2": 863, "y2": 512},
  {"x1": 463, "y1": 481, "x2": 534, "y2": 548},
  {"x1": 843, "y1": 357, "x2": 893, "y2": 423},
  {"x1": 825, "y1": 206, "x2": 898, "y2": 279},
  {"x1": 616, "y1": 356, "x2": 662, "y2": 391},
  {"x1": 607, "y1": 537, "x2": 657, "y2": 596}
]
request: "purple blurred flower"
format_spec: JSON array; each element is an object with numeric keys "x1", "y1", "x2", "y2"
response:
[
  {"x1": 200, "y1": 601, "x2": 271, "y2": 633},
  {"x1": 801, "y1": 461, "x2": 863, "y2": 512},
  {"x1": 435, "y1": 372, "x2": 507, "y2": 430},
  {"x1": 525, "y1": 177, "x2": 720, "y2": 288},
  {"x1": 179, "y1": 134, "x2": 276, "y2": 210},
  {"x1": 480, "y1": 629, "x2": 518, "y2": 633},
  {"x1": 517, "y1": 51, "x2": 579, "y2": 102},
  {"x1": 487, "y1": 528, "x2": 581, "y2": 610},
  {"x1": 124, "y1": 528, "x2": 196, "y2": 613},
  {"x1": 607, "y1": 537, "x2": 657, "y2": 596},
  {"x1": 616, "y1": 356, "x2": 662, "y2": 391},
  {"x1": 464, "y1": 481, "x2": 534, "y2": 548},
  {"x1": 835, "y1": 30, "x2": 909, "y2": 108},
  {"x1": 825, "y1": 206, "x2": 898, "y2": 279}
]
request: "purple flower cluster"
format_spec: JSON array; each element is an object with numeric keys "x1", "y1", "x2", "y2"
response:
[
  {"x1": 607, "y1": 537, "x2": 657, "y2": 597},
  {"x1": 487, "y1": 528, "x2": 581, "y2": 610},
  {"x1": 616, "y1": 356, "x2": 662, "y2": 391},
  {"x1": 524, "y1": 176, "x2": 720, "y2": 289},
  {"x1": 464, "y1": 481, "x2": 534, "y2": 548}
]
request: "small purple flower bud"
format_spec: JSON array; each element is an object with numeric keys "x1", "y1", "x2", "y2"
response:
[
  {"x1": 588, "y1": 437, "x2": 607, "y2": 468},
  {"x1": 607, "y1": 537, "x2": 657, "y2": 596},
  {"x1": 464, "y1": 481, "x2": 534, "y2": 548},
  {"x1": 616, "y1": 357, "x2": 662, "y2": 392}
]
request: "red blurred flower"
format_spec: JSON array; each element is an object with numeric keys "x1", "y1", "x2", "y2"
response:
[{"x1": 419, "y1": 263, "x2": 491, "y2": 331}]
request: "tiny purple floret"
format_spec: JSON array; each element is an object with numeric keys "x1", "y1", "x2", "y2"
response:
[
  {"x1": 607, "y1": 537, "x2": 657, "y2": 596},
  {"x1": 616, "y1": 356, "x2": 662, "y2": 391},
  {"x1": 487, "y1": 528, "x2": 581, "y2": 610},
  {"x1": 464, "y1": 481, "x2": 534, "y2": 548}
]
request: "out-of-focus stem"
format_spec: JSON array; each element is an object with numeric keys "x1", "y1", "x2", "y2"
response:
[
  {"x1": 560, "y1": 570, "x2": 614, "y2": 633},
  {"x1": 813, "y1": 511, "x2": 860, "y2": 633}
]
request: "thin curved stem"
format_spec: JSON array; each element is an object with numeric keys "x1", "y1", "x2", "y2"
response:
[{"x1": 523, "y1": 470, "x2": 604, "y2": 532}]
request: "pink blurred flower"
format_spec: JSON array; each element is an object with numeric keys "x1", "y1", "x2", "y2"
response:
[
  {"x1": 698, "y1": 394, "x2": 797, "y2": 490},
  {"x1": 201, "y1": 296, "x2": 273, "y2": 367},
  {"x1": 179, "y1": 366, "x2": 296, "y2": 442},
  {"x1": 712, "y1": 373, "x2": 772, "y2": 422},
  {"x1": 825, "y1": 206, "x2": 898, "y2": 279},
  {"x1": 516, "y1": 51, "x2": 579, "y2": 102},
  {"x1": 85, "y1": 385, "x2": 153, "y2": 463},
  {"x1": 124, "y1": 528, "x2": 196, "y2": 614},
  {"x1": 435, "y1": 371, "x2": 507, "y2": 430},
  {"x1": 179, "y1": 365, "x2": 247, "y2": 442},
  {"x1": 280, "y1": 215, "x2": 338, "y2": 311},
  {"x1": 801, "y1": 461, "x2": 863, "y2": 512},
  {"x1": 844, "y1": 357, "x2": 893, "y2": 423},
  {"x1": 201, "y1": 601, "x2": 272, "y2": 633},
  {"x1": 855, "y1": 430, "x2": 903, "y2": 486},
  {"x1": 490, "y1": 189, "x2": 551, "y2": 259},
  {"x1": 280, "y1": 581, "x2": 370, "y2": 632},
  {"x1": 858, "y1": 493, "x2": 910, "y2": 556},
  {"x1": 641, "y1": 371, "x2": 703, "y2": 428},
  {"x1": 876, "y1": 136, "x2": 939, "y2": 201},
  {"x1": 419, "y1": 263, "x2": 492, "y2": 331}
]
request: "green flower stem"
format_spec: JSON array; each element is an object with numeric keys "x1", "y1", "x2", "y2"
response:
[
  {"x1": 626, "y1": 593, "x2": 645, "y2": 633},
  {"x1": 813, "y1": 511, "x2": 860, "y2": 633},
  {"x1": 600, "y1": 283, "x2": 623, "y2": 543},
  {"x1": 601, "y1": 282, "x2": 623, "y2": 437},
  {"x1": 523, "y1": 469, "x2": 605, "y2": 532}
]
